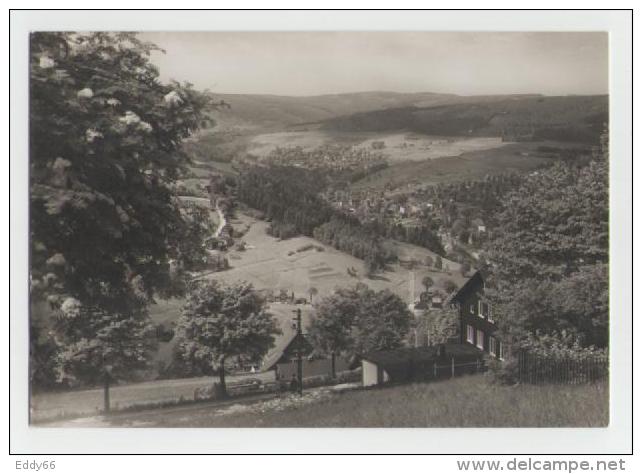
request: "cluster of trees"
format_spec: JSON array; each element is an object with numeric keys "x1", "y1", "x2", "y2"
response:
[
  {"x1": 237, "y1": 165, "x2": 399, "y2": 272},
  {"x1": 313, "y1": 217, "x2": 396, "y2": 274},
  {"x1": 429, "y1": 173, "x2": 525, "y2": 233},
  {"x1": 236, "y1": 166, "x2": 333, "y2": 236},
  {"x1": 29, "y1": 32, "x2": 213, "y2": 394},
  {"x1": 368, "y1": 219, "x2": 445, "y2": 255},
  {"x1": 308, "y1": 284, "x2": 412, "y2": 377},
  {"x1": 484, "y1": 132, "x2": 609, "y2": 373}
]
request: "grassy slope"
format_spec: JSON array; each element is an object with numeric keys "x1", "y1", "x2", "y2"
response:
[
  {"x1": 108, "y1": 375, "x2": 609, "y2": 428},
  {"x1": 202, "y1": 215, "x2": 466, "y2": 301}
]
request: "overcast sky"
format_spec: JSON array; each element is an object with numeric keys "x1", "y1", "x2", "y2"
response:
[{"x1": 140, "y1": 32, "x2": 608, "y2": 97}]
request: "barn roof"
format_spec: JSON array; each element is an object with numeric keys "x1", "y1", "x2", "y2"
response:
[{"x1": 261, "y1": 332, "x2": 311, "y2": 371}]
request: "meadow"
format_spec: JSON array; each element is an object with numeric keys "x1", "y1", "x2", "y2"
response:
[
  {"x1": 101, "y1": 374, "x2": 609, "y2": 428},
  {"x1": 200, "y1": 214, "x2": 466, "y2": 301}
]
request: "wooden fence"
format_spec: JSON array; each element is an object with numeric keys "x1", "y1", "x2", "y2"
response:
[
  {"x1": 378, "y1": 356, "x2": 487, "y2": 386},
  {"x1": 517, "y1": 351, "x2": 608, "y2": 385}
]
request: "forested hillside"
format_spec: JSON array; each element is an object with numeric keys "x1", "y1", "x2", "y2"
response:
[{"x1": 322, "y1": 95, "x2": 608, "y2": 144}]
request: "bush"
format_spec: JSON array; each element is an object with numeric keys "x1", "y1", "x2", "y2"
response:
[{"x1": 488, "y1": 332, "x2": 608, "y2": 385}]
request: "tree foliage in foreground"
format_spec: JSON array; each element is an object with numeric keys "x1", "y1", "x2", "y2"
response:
[{"x1": 29, "y1": 32, "x2": 212, "y2": 388}]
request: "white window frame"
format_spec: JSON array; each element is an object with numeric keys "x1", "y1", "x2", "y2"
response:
[
  {"x1": 469, "y1": 302, "x2": 476, "y2": 315},
  {"x1": 487, "y1": 304, "x2": 494, "y2": 323},
  {"x1": 479, "y1": 300, "x2": 491, "y2": 320},
  {"x1": 489, "y1": 336, "x2": 497, "y2": 357},
  {"x1": 476, "y1": 329, "x2": 485, "y2": 350},
  {"x1": 498, "y1": 341, "x2": 504, "y2": 361},
  {"x1": 466, "y1": 324, "x2": 475, "y2": 344}
]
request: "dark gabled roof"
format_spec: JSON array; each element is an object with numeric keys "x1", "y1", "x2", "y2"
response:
[
  {"x1": 450, "y1": 270, "x2": 484, "y2": 304},
  {"x1": 261, "y1": 332, "x2": 311, "y2": 371},
  {"x1": 262, "y1": 332, "x2": 297, "y2": 371}
]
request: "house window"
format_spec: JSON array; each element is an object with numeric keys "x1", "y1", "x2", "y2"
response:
[
  {"x1": 466, "y1": 325, "x2": 475, "y2": 344},
  {"x1": 498, "y1": 341, "x2": 504, "y2": 361},
  {"x1": 469, "y1": 303, "x2": 476, "y2": 315},
  {"x1": 489, "y1": 336, "x2": 497, "y2": 357},
  {"x1": 488, "y1": 305, "x2": 494, "y2": 323},
  {"x1": 476, "y1": 329, "x2": 485, "y2": 350},
  {"x1": 478, "y1": 301, "x2": 490, "y2": 319}
]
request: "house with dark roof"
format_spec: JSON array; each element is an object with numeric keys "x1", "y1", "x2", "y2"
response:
[
  {"x1": 261, "y1": 332, "x2": 313, "y2": 379},
  {"x1": 450, "y1": 271, "x2": 504, "y2": 360}
]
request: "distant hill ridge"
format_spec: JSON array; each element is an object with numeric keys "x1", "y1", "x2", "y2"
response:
[
  {"x1": 209, "y1": 90, "x2": 460, "y2": 129},
  {"x1": 208, "y1": 91, "x2": 608, "y2": 143},
  {"x1": 318, "y1": 94, "x2": 608, "y2": 143}
]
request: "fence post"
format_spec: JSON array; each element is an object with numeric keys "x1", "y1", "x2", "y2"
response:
[
  {"x1": 433, "y1": 361, "x2": 437, "y2": 379},
  {"x1": 451, "y1": 357, "x2": 455, "y2": 378}
]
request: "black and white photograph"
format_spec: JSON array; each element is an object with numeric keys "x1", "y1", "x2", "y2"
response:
[{"x1": 8, "y1": 7, "x2": 634, "y2": 459}]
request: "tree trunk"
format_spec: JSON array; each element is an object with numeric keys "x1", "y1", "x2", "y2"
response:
[
  {"x1": 103, "y1": 375, "x2": 110, "y2": 413},
  {"x1": 218, "y1": 358, "x2": 228, "y2": 399},
  {"x1": 331, "y1": 352, "x2": 336, "y2": 379}
]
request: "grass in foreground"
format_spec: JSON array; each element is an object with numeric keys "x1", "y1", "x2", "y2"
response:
[{"x1": 110, "y1": 374, "x2": 608, "y2": 428}]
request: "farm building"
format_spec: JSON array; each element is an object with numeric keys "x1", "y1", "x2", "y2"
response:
[
  {"x1": 262, "y1": 331, "x2": 350, "y2": 380},
  {"x1": 361, "y1": 343, "x2": 484, "y2": 387},
  {"x1": 261, "y1": 331, "x2": 314, "y2": 379},
  {"x1": 450, "y1": 271, "x2": 504, "y2": 360}
]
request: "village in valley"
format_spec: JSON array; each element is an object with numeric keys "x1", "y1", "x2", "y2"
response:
[{"x1": 28, "y1": 31, "x2": 610, "y2": 428}]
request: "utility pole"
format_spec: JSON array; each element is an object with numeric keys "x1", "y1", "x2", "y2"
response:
[{"x1": 292, "y1": 308, "x2": 303, "y2": 396}]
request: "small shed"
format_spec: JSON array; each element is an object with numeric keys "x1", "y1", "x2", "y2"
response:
[{"x1": 361, "y1": 344, "x2": 483, "y2": 387}]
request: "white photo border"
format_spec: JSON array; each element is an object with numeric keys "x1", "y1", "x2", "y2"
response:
[{"x1": 9, "y1": 9, "x2": 633, "y2": 455}]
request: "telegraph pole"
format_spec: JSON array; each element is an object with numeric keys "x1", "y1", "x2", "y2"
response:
[{"x1": 292, "y1": 308, "x2": 303, "y2": 396}]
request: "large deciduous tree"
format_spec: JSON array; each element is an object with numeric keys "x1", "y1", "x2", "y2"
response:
[
  {"x1": 29, "y1": 32, "x2": 212, "y2": 394},
  {"x1": 174, "y1": 281, "x2": 280, "y2": 397},
  {"x1": 483, "y1": 130, "x2": 609, "y2": 359},
  {"x1": 309, "y1": 285, "x2": 412, "y2": 371}
]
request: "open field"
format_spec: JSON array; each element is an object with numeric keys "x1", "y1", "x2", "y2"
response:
[
  {"x1": 69, "y1": 375, "x2": 608, "y2": 428},
  {"x1": 201, "y1": 214, "x2": 466, "y2": 301}
]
